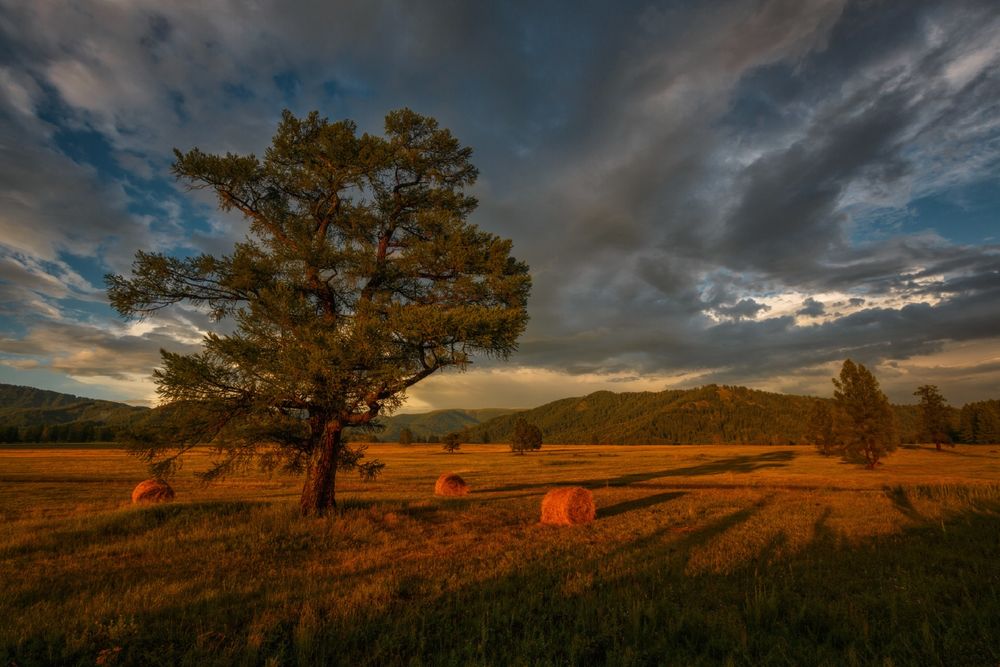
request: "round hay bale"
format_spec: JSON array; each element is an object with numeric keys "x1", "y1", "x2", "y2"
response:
[
  {"x1": 540, "y1": 486, "x2": 595, "y2": 526},
  {"x1": 434, "y1": 472, "x2": 470, "y2": 496},
  {"x1": 131, "y1": 478, "x2": 175, "y2": 504}
]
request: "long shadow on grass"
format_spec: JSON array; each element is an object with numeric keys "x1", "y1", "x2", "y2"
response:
[
  {"x1": 599, "y1": 491, "x2": 686, "y2": 518},
  {"x1": 923, "y1": 446, "x2": 996, "y2": 458},
  {"x1": 484, "y1": 450, "x2": 797, "y2": 493},
  {"x1": 13, "y1": 492, "x2": 1000, "y2": 666},
  {"x1": 0, "y1": 500, "x2": 264, "y2": 559},
  {"x1": 330, "y1": 498, "x2": 1000, "y2": 665},
  {"x1": 884, "y1": 485, "x2": 923, "y2": 522}
]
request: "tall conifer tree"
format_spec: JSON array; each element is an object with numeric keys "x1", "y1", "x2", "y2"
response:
[
  {"x1": 914, "y1": 385, "x2": 952, "y2": 451},
  {"x1": 831, "y1": 359, "x2": 898, "y2": 468},
  {"x1": 108, "y1": 109, "x2": 531, "y2": 515}
]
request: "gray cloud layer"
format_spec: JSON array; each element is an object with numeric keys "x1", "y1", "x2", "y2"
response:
[{"x1": 0, "y1": 0, "x2": 998, "y2": 404}]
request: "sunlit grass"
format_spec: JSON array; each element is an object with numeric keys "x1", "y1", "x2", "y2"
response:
[{"x1": 2, "y1": 443, "x2": 999, "y2": 664}]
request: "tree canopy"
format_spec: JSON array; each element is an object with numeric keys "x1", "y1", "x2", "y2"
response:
[
  {"x1": 442, "y1": 432, "x2": 461, "y2": 453},
  {"x1": 831, "y1": 359, "x2": 898, "y2": 468},
  {"x1": 806, "y1": 399, "x2": 836, "y2": 456},
  {"x1": 107, "y1": 108, "x2": 531, "y2": 515},
  {"x1": 914, "y1": 385, "x2": 952, "y2": 451},
  {"x1": 510, "y1": 418, "x2": 542, "y2": 454}
]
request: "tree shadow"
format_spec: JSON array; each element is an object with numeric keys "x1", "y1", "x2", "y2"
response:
[
  {"x1": 12, "y1": 501, "x2": 1000, "y2": 666},
  {"x1": 1, "y1": 500, "x2": 265, "y2": 559},
  {"x1": 925, "y1": 446, "x2": 994, "y2": 459},
  {"x1": 599, "y1": 491, "x2": 686, "y2": 519},
  {"x1": 812, "y1": 506, "x2": 835, "y2": 543},
  {"x1": 470, "y1": 491, "x2": 547, "y2": 502},
  {"x1": 483, "y1": 450, "x2": 797, "y2": 493},
  {"x1": 602, "y1": 495, "x2": 770, "y2": 567},
  {"x1": 884, "y1": 485, "x2": 923, "y2": 522},
  {"x1": 608, "y1": 450, "x2": 796, "y2": 486}
]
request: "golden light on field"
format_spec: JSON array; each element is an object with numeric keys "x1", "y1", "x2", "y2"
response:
[{"x1": 2, "y1": 442, "x2": 999, "y2": 662}]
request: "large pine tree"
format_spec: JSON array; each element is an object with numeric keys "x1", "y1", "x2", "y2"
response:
[
  {"x1": 831, "y1": 359, "x2": 898, "y2": 468},
  {"x1": 914, "y1": 384, "x2": 952, "y2": 451},
  {"x1": 108, "y1": 109, "x2": 531, "y2": 515}
]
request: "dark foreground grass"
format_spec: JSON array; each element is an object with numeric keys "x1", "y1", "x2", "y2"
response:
[{"x1": 1, "y1": 444, "x2": 999, "y2": 665}]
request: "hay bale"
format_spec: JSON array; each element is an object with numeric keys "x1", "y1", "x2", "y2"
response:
[
  {"x1": 434, "y1": 472, "x2": 470, "y2": 496},
  {"x1": 131, "y1": 479, "x2": 175, "y2": 504},
  {"x1": 540, "y1": 486, "x2": 595, "y2": 525}
]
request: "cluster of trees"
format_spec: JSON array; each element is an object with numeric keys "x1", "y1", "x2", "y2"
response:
[
  {"x1": 0, "y1": 384, "x2": 146, "y2": 444},
  {"x1": 808, "y1": 360, "x2": 979, "y2": 467},
  {"x1": 808, "y1": 360, "x2": 898, "y2": 467},
  {"x1": 0, "y1": 423, "x2": 119, "y2": 443},
  {"x1": 510, "y1": 418, "x2": 542, "y2": 454},
  {"x1": 442, "y1": 432, "x2": 461, "y2": 453},
  {"x1": 959, "y1": 400, "x2": 1000, "y2": 444}
]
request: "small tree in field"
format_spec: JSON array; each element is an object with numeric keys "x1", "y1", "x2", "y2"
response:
[
  {"x1": 107, "y1": 109, "x2": 531, "y2": 515},
  {"x1": 510, "y1": 418, "x2": 542, "y2": 455},
  {"x1": 442, "y1": 432, "x2": 461, "y2": 453},
  {"x1": 806, "y1": 400, "x2": 836, "y2": 455},
  {"x1": 399, "y1": 428, "x2": 414, "y2": 446},
  {"x1": 831, "y1": 359, "x2": 898, "y2": 468},
  {"x1": 914, "y1": 385, "x2": 952, "y2": 451}
]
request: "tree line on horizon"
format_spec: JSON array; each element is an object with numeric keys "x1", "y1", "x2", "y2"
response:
[
  {"x1": 0, "y1": 383, "x2": 145, "y2": 443},
  {"x1": 1, "y1": 379, "x2": 998, "y2": 446}
]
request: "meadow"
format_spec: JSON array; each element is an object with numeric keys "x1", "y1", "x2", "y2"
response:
[{"x1": 2, "y1": 442, "x2": 999, "y2": 665}]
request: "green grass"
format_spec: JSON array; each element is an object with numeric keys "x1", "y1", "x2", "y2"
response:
[{"x1": 2, "y1": 443, "x2": 999, "y2": 665}]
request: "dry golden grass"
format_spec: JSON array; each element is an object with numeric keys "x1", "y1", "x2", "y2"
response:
[
  {"x1": 2, "y1": 443, "x2": 999, "y2": 572},
  {"x1": 1, "y1": 442, "x2": 999, "y2": 664}
]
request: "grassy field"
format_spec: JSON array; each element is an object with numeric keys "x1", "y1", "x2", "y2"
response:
[{"x1": 2, "y1": 443, "x2": 999, "y2": 665}]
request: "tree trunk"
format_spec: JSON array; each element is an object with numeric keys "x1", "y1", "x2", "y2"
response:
[
  {"x1": 864, "y1": 445, "x2": 878, "y2": 469},
  {"x1": 300, "y1": 426, "x2": 342, "y2": 516}
]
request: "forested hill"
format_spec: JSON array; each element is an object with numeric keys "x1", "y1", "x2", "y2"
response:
[
  {"x1": 378, "y1": 408, "x2": 520, "y2": 441},
  {"x1": 3, "y1": 381, "x2": 996, "y2": 445},
  {"x1": 460, "y1": 385, "x2": 931, "y2": 445},
  {"x1": 0, "y1": 383, "x2": 147, "y2": 442}
]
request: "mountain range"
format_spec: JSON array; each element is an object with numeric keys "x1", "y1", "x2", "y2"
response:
[
  {"x1": 375, "y1": 408, "x2": 520, "y2": 442},
  {"x1": 2, "y1": 381, "x2": 997, "y2": 445}
]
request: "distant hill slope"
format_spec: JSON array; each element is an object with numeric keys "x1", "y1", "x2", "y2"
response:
[
  {"x1": 377, "y1": 408, "x2": 521, "y2": 441},
  {"x1": 0, "y1": 383, "x2": 147, "y2": 442},
  {"x1": 4, "y1": 381, "x2": 990, "y2": 446},
  {"x1": 460, "y1": 384, "x2": 931, "y2": 445}
]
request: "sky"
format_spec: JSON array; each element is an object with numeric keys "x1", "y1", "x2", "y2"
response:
[{"x1": 0, "y1": 0, "x2": 998, "y2": 411}]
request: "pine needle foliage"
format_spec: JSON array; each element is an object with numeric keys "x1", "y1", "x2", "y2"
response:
[
  {"x1": 831, "y1": 359, "x2": 898, "y2": 468},
  {"x1": 806, "y1": 400, "x2": 836, "y2": 456},
  {"x1": 914, "y1": 385, "x2": 952, "y2": 451}
]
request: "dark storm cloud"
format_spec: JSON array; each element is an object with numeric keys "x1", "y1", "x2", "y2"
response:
[
  {"x1": 0, "y1": 0, "x2": 998, "y2": 403},
  {"x1": 797, "y1": 298, "x2": 825, "y2": 318},
  {"x1": 504, "y1": 0, "x2": 1000, "y2": 395},
  {"x1": 515, "y1": 266, "x2": 1000, "y2": 394},
  {"x1": 715, "y1": 299, "x2": 772, "y2": 321}
]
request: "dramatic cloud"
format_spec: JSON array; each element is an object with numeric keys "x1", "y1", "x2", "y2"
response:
[
  {"x1": 797, "y1": 298, "x2": 826, "y2": 318},
  {"x1": 0, "y1": 0, "x2": 998, "y2": 407}
]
